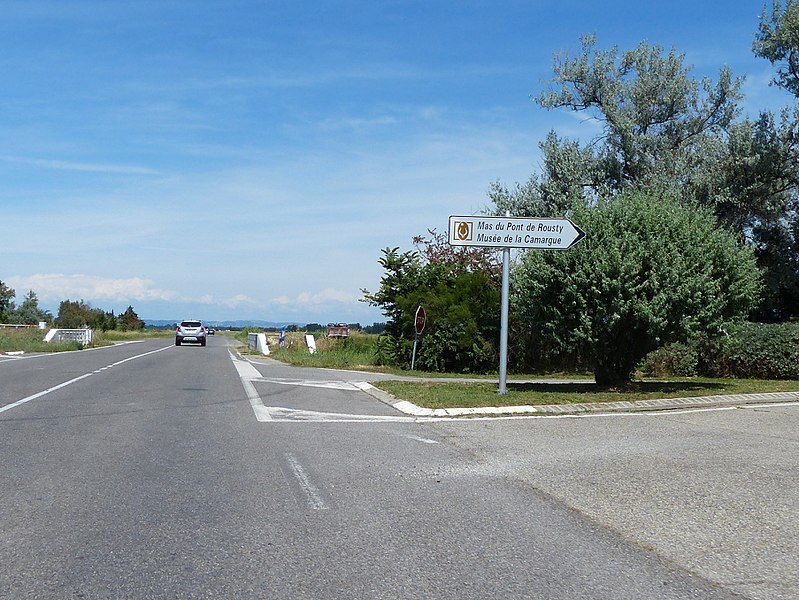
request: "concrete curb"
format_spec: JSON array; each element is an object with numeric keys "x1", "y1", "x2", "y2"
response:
[{"x1": 358, "y1": 384, "x2": 799, "y2": 418}]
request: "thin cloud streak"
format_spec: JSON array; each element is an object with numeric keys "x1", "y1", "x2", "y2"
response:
[{"x1": 0, "y1": 155, "x2": 160, "y2": 175}]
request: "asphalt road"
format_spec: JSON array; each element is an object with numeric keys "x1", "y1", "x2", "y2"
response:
[{"x1": 1, "y1": 337, "x2": 795, "y2": 599}]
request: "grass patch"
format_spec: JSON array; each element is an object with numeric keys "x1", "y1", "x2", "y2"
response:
[
  {"x1": 373, "y1": 378, "x2": 799, "y2": 409},
  {"x1": 233, "y1": 330, "x2": 395, "y2": 371},
  {"x1": 0, "y1": 327, "x2": 174, "y2": 354},
  {"x1": 97, "y1": 329, "x2": 174, "y2": 342},
  {"x1": 0, "y1": 327, "x2": 83, "y2": 353}
]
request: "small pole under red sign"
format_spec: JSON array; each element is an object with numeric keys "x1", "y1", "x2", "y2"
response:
[{"x1": 411, "y1": 306, "x2": 426, "y2": 370}]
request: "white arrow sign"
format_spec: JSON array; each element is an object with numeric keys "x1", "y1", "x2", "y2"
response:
[{"x1": 448, "y1": 215, "x2": 585, "y2": 250}]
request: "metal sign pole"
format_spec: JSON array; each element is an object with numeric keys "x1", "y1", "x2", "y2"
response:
[
  {"x1": 447, "y1": 214, "x2": 585, "y2": 395},
  {"x1": 498, "y1": 247, "x2": 510, "y2": 395},
  {"x1": 411, "y1": 333, "x2": 418, "y2": 371}
]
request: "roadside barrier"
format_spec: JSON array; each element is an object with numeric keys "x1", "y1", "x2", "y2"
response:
[
  {"x1": 44, "y1": 328, "x2": 93, "y2": 345},
  {"x1": 247, "y1": 333, "x2": 270, "y2": 355}
]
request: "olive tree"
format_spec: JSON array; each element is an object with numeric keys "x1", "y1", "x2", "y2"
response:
[
  {"x1": 536, "y1": 35, "x2": 742, "y2": 204},
  {"x1": 754, "y1": 0, "x2": 799, "y2": 95},
  {"x1": 512, "y1": 192, "x2": 762, "y2": 386}
]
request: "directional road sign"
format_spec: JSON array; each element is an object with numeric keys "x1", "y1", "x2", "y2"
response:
[
  {"x1": 448, "y1": 215, "x2": 585, "y2": 250},
  {"x1": 447, "y1": 214, "x2": 586, "y2": 395}
]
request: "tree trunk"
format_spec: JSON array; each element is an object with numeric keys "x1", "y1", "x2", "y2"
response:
[{"x1": 594, "y1": 358, "x2": 635, "y2": 387}]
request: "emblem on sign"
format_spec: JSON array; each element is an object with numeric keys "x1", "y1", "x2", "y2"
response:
[{"x1": 453, "y1": 220, "x2": 473, "y2": 241}]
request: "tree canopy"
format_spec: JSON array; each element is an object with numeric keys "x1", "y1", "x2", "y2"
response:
[
  {"x1": 754, "y1": 0, "x2": 799, "y2": 96},
  {"x1": 490, "y1": 33, "x2": 799, "y2": 321},
  {"x1": 0, "y1": 281, "x2": 15, "y2": 320}
]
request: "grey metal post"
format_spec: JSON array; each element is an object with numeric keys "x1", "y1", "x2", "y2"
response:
[{"x1": 498, "y1": 246, "x2": 510, "y2": 394}]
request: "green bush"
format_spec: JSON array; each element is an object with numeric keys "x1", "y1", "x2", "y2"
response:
[
  {"x1": 513, "y1": 192, "x2": 762, "y2": 385},
  {"x1": 374, "y1": 334, "x2": 412, "y2": 368},
  {"x1": 640, "y1": 322, "x2": 799, "y2": 379},
  {"x1": 364, "y1": 245, "x2": 501, "y2": 373},
  {"x1": 640, "y1": 342, "x2": 700, "y2": 377}
]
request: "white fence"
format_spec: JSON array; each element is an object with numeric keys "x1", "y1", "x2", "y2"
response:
[
  {"x1": 44, "y1": 328, "x2": 93, "y2": 345},
  {"x1": 247, "y1": 333, "x2": 270, "y2": 355}
]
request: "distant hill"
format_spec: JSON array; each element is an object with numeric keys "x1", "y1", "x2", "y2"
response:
[{"x1": 144, "y1": 319, "x2": 302, "y2": 329}]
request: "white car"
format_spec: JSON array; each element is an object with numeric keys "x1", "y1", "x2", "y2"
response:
[{"x1": 175, "y1": 320, "x2": 207, "y2": 346}]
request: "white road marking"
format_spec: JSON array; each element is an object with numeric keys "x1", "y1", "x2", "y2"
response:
[
  {"x1": 0, "y1": 373, "x2": 94, "y2": 414},
  {"x1": 0, "y1": 345, "x2": 173, "y2": 415},
  {"x1": 402, "y1": 434, "x2": 440, "y2": 444},
  {"x1": 229, "y1": 351, "x2": 273, "y2": 421},
  {"x1": 229, "y1": 352, "x2": 419, "y2": 422},
  {"x1": 265, "y1": 406, "x2": 414, "y2": 422},
  {"x1": 251, "y1": 377, "x2": 362, "y2": 391},
  {"x1": 284, "y1": 452, "x2": 329, "y2": 510},
  {"x1": 229, "y1": 356, "x2": 799, "y2": 423}
]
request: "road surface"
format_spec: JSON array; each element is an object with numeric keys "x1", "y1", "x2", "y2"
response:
[{"x1": 1, "y1": 337, "x2": 796, "y2": 599}]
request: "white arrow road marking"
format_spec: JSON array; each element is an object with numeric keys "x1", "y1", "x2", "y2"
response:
[
  {"x1": 230, "y1": 351, "x2": 272, "y2": 421},
  {"x1": 229, "y1": 351, "x2": 417, "y2": 423},
  {"x1": 251, "y1": 377, "x2": 364, "y2": 391}
]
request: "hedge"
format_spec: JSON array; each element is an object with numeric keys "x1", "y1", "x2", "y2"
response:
[{"x1": 641, "y1": 322, "x2": 799, "y2": 379}]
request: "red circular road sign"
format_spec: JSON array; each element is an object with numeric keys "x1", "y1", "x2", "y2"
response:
[{"x1": 414, "y1": 306, "x2": 426, "y2": 335}]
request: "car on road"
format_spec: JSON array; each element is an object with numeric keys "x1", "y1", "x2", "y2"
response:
[{"x1": 175, "y1": 320, "x2": 207, "y2": 346}]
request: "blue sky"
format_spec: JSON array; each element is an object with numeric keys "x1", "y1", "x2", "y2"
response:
[{"x1": 1, "y1": 1, "x2": 791, "y2": 325}]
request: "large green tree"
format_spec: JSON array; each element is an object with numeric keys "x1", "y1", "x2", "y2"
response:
[
  {"x1": 535, "y1": 35, "x2": 742, "y2": 205},
  {"x1": 750, "y1": 1, "x2": 799, "y2": 319},
  {"x1": 56, "y1": 299, "x2": 108, "y2": 330},
  {"x1": 513, "y1": 192, "x2": 762, "y2": 386},
  {"x1": 118, "y1": 305, "x2": 144, "y2": 331},
  {"x1": 7, "y1": 290, "x2": 52, "y2": 325}
]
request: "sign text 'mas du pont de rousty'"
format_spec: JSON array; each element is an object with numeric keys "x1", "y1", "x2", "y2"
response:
[{"x1": 448, "y1": 216, "x2": 585, "y2": 250}]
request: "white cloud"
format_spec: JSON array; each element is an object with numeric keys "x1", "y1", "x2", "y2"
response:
[
  {"x1": 272, "y1": 288, "x2": 359, "y2": 307},
  {"x1": 6, "y1": 274, "x2": 177, "y2": 303},
  {"x1": 222, "y1": 294, "x2": 258, "y2": 308}
]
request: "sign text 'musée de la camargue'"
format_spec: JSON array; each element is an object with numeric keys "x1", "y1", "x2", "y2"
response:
[{"x1": 448, "y1": 215, "x2": 585, "y2": 250}]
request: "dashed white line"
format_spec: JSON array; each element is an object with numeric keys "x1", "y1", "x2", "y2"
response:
[
  {"x1": 0, "y1": 372, "x2": 94, "y2": 414},
  {"x1": 0, "y1": 345, "x2": 173, "y2": 415}
]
